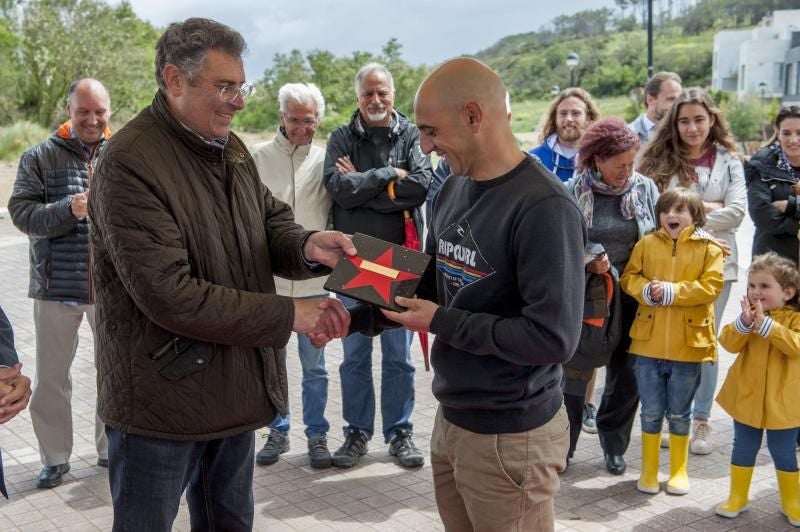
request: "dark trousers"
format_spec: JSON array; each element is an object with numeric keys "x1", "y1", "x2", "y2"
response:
[
  {"x1": 596, "y1": 292, "x2": 639, "y2": 456},
  {"x1": 106, "y1": 426, "x2": 255, "y2": 532},
  {"x1": 562, "y1": 368, "x2": 594, "y2": 459}
]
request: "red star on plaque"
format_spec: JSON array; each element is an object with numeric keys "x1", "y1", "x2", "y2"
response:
[
  {"x1": 324, "y1": 233, "x2": 431, "y2": 312},
  {"x1": 342, "y1": 248, "x2": 421, "y2": 305}
]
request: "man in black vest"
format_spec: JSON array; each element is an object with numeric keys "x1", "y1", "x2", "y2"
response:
[{"x1": 8, "y1": 78, "x2": 111, "y2": 488}]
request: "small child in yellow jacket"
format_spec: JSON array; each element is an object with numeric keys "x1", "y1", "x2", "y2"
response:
[
  {"x1": 715, "y1": 252, "x2": 800, "y2": 527},
  {"x1": 620, "y1": 188, "x2": 724, "y2": 496}
]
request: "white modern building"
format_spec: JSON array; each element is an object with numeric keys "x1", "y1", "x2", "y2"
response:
[{"x1": 712, "y1": 9, "x2": 800, "y2": 104}]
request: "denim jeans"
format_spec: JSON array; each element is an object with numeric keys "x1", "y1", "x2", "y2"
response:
[
  {"x1": 692, "y1": 280, "x2": 732, "y2": 420},
  {"x1": 106, "y1": 426, "x2": 254, "y2": 532},
  {"x1": 338, "y1": 295, "x2": 415, "y2": 442},
  {"x1": 634, "y1": 356, "x2": 701, "y2": 436},
  {"x1": 731, "y1": 420, "x2": 799, "y2": 470},
  {"x1": 270, "y1": 332, "x2": 329, "y2": 438}
]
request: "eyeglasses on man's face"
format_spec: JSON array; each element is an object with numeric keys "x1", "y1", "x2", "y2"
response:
[
  {"x1": 283, "y1": 116, "x2": 319, "y2": 127},
  {"x1": 195, "y1": 74, "x2": 254, "y2": 103}
]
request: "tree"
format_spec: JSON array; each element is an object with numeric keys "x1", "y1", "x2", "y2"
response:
[
  {"x1": 14, "y1": 0, "x2": 158, "y2": 127},
  {"x1": 234, "y1": 39, "x2": 428, "y2": 135}
]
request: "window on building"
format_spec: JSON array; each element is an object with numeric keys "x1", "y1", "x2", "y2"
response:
[{"x1": 775, "y1": 63, "x2": 784, "y2": 94}]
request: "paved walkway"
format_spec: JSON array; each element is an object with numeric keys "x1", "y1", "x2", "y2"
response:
[{"x1": 0, "y1": 214, "x2": 797, "y2": 531}]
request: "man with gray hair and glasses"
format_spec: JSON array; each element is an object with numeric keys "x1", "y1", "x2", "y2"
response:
[
  {"x1": 324, "y1": 62, "x2": 432, "y2": 469},
  {"x1": 90, "y1": 18, "x2": 354, "y2": 531},
  {"x1": 251, "y1": 82, "x2": 334, "y2": 469}
]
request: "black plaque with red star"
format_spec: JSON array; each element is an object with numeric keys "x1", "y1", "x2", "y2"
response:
[{"x1": 324, "y1": 233, "x2": 431, "y2": 312}]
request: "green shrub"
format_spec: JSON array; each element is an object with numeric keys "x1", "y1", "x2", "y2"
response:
[
  {"x1": 722, "y1": 96, "x2": 763, "y2": 143},
  {"x1": 0, "y1": 121, "x2": 50, "y2": 161}
]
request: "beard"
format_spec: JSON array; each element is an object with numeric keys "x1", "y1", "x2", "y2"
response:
[
  {"x1": 558, "y1": 125, "x2": 582, "y2": 143},
  {"x1": 366, "y1": 105, "x2": 388, "y2": 124}
]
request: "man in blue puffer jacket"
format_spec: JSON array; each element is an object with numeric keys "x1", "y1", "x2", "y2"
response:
[{"x1": 8, "y1": 78, "x2": 111, "y2": 488}]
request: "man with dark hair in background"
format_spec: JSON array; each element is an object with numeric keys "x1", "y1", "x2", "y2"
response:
[{"x1": 628, "y1": 71, "x2": 683, "y2": 145}]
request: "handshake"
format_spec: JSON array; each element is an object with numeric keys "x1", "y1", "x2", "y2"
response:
[{"x1": 292, "y1": 298, "x2": 350, "y2": 348}]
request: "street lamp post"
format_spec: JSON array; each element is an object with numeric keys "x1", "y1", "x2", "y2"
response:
[
  {"x1": 758, "y1": 81, "x2": 768, "y2": 140},
  {"x1": 566, "y1": 52, "x2": 579, "y2": 87}
]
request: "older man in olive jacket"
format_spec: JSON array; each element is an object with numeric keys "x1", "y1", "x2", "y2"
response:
[{"x1": 90, "y1": 18, "x2": 353, "y2": 532}]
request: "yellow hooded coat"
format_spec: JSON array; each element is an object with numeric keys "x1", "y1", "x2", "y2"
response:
[
  {"x1": 620, "y1": 225, "x2": 724, "y2": 363},
  {"x1": 716, "y1": 307, "x2": 800, "y2": 429}
]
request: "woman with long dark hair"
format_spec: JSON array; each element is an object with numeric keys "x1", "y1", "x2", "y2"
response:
[{"x1": 747, "y1": 106, "x2": 800, "y2": 264}]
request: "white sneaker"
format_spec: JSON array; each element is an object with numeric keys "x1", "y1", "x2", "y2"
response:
[
  {"x1": 690, "y1": 419, "x2": 712, "y2": 455},
  {"x1": 660, "y1": 418, "x2": 670, "y2": 448}
]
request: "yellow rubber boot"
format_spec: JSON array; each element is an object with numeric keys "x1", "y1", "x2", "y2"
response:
[
  {"x1": 715, "y1": 465, "x2": 753, "y2": 518},
  {"x1": 637, "y1": 432, "x2": 661, "y2": 494},
  {"x1": 666, "y1": 433, "x2": 690, "y2": 495},
  {"x1": 776, "y1": 470, "x2": 800, "y2": 527}
]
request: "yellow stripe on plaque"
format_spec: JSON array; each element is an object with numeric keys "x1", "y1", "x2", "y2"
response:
[{"x1": 361, "y1": 259, "x2": 400, "y2": 279}]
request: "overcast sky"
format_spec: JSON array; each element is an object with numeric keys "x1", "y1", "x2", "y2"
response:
[{"x1": 120, "y1": 0, "x2": 616, "y2": 81}]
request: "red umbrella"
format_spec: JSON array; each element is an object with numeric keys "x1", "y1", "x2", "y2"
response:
[
  {"x1": 401, "y1": 209, "x2": 430, "y2": 371},
  {"x1": 388, "y1": 180, "x2": 430, "y2": 371}
]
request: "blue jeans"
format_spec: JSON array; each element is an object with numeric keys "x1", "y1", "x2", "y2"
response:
[
  {"x1": 106, "y1": 427, "x2": 254, "y2": 532},
  {"x1": 270, "y1": 332, "x2": 329, "y2": 438},
  {"x1": 692, "y1": 280, "x2": 732, "y2": 419},
  {"x1": 731, "y1": 420, "x2": 799, "y2": 471},
  {"x1": 338, "y1": 295, "x2": 415, "y2": 442},
  {"x1": 634, "y1": 356, "x2": 701, "y2": 436}
]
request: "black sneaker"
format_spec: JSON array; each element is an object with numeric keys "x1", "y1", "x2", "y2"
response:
[
  {"x1": 388, "y1": 428, "x2": 424, "y2": 468},
  {"x1": 332, "y1": 429, "x2": 368, "y2": 468},
  {"x1": 256, "y1": 431, "x2": 289, "y2": 466},
  {"x1": 582, "y1": 403, "x2": 597, "y2": 434},
  {"x1": 307, "y1": 435, "x2": 332, "y2": 469}
]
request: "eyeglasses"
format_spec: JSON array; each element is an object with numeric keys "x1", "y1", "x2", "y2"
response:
[
  {"x1": 283, "y1": 116, "x2": 319, "y2": 127},
  {"x1": 196, "y1": 74, "x2": 254, "y2": 103}
]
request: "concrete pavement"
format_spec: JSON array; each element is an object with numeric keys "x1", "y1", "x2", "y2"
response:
[{"x1": 0, "y1": 213, "x2": 798, "y2": 531}]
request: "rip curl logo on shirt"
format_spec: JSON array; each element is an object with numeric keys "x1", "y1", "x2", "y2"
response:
[{"x1": 437, "y1": 220, "x2": 493, "y2": 297}]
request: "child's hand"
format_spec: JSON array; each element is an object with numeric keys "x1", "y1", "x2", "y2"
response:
[
  {"x1": 649, "y1": 279, "x2": 663, "y2": 303},
  {"x1": 740, "y1": 295, "x2": 754, "y2": 328},
  {"x1": 752, "y1": 299, "x2": 765, "y2": 331}
]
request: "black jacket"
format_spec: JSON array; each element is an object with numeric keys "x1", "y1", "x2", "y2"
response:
[
  {"x1": 324, "y1": 110, "x2": 431, "y2": 244},
  {"x1": 746, "y1": 146, "x2": 800, "y2": 264},
  {"x1": 351, "y1": 156, "x2": 586, "y2": 434},
  {"x1": 8, "y1": 127, "x2": 102, "y2": 303}
]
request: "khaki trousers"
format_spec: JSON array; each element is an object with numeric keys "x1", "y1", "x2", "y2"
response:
[
  {"x1": 431, "y1": 404, "x2": 569, "y2": 532},
  {"x1": 30, "y1": 300, "x2": 107, "y2": 466}
]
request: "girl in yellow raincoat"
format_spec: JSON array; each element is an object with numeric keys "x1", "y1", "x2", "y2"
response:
[
  {"x1": 715, "y1": 252, "x2": 800, "y2": 527},
  {"x1": 620, "y1": 188, "x2": 724, "y2": 496}
]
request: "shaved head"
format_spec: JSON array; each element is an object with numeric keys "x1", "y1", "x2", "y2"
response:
[
  {"x1": 414, "y1": 57, "x2": 521, "y2": 181},
  {"x1": 66, "y1": 78, "x2": 110, "y2": 148},
  {"x1": 416, "y1": 57, "x2": 506, "y2": 118}
]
